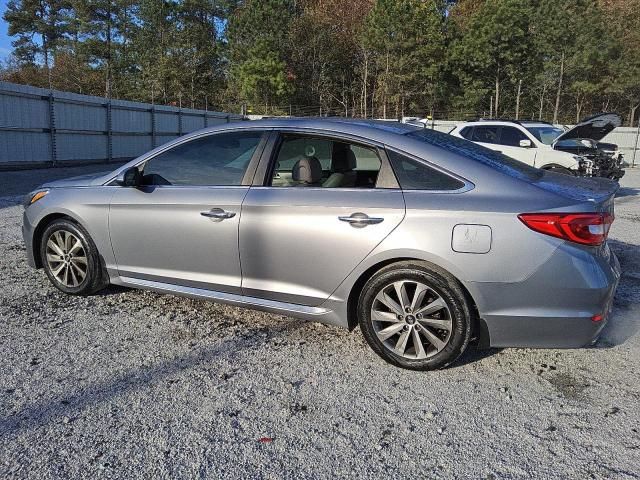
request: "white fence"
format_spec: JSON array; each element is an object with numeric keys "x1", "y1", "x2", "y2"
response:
[{"x1": 0, "y1": 81, "x2": 244, "y2": 169}]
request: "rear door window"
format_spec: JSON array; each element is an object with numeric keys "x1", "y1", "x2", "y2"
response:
[
  {"x1": 270, "y1": 135, "x2": 381, "y2": 188},
  {"x1": 470, "y1": 126, "x2": 500, "y2": 144},
  {"x1": 499, "y1": 127, "x2": 529, "y2": 147},
  {"x1": 471, "y1": 125, "x2": 500, "y2": 143}
]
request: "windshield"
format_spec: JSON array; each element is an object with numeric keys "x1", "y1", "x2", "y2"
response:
[
  {"x1": 526, "y1": 126, "x2": 564, "y2": 145},
  {"x1": 405, "y1": 129, "x2": 543, "y2": 181}
]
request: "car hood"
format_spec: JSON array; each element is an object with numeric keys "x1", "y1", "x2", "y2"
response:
[
  {"x1": 41, "y1": 171, "x2": 112, "y2": 188},
  {"x1": 554, "y1": 112, "x2": 622, "y2": 144}
]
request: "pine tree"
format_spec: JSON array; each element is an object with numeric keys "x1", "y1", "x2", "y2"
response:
[
  {"x1": 4, "y1": 0, "x2": 73, "y2": 87},
  {"x1": 449, "y1": 0, "x2": 536, "y2": 118},
  {"x1": 287, "y1": 0, "x2": 373, "y2": 117},
  {"x1": 362, "y1": 0, "x2": 447, "y2": 118},
  {"x1": 226, "y1": 0, "x2": 294, "y2": 113},
  {"x1": 600, "y1": 0, "x2": 640, "y2": 126},
  {"x1": 173, "y1": 0, "x2": 225, "y2": 108}
]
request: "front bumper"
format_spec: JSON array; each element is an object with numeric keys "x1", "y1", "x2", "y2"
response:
[
  {"x1": 471, "y1": 242, "x2": 621, "y2": 348},
  {"x1": 22, "y1": 210, "x2": 37, "y2": 268}
]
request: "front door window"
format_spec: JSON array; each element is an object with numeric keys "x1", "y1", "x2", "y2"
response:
[{"x1": 141, "y1": 131, "x2": 263, "y2": 186}]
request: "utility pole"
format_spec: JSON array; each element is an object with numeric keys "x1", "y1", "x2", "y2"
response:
[
  {"x1": 633, "y1": 116, "x2": 640, "y2": 168},
  {"x1": 515, "y1": 79, "x2": 522, "y2": 120}
]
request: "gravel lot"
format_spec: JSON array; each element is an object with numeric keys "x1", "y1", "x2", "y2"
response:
[{"x1": 1, "y1": 165, "x2": 639, "y2": 479}]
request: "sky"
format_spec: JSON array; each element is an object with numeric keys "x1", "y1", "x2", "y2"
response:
[{"x1": 0, "y1": 0, "x2": 13, "y2": 60}]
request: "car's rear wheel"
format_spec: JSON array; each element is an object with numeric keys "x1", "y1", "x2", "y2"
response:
[
  {"x1": 358, "y1": 262, "x2": 472, "y2": 370},
  {"x1": 40, "y1": 218, "x2": 107, "y2": 295}
]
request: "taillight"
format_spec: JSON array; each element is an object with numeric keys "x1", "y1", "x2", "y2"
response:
[{"x1": 518, "y1": 212, "x2": 614, "y2": 246}]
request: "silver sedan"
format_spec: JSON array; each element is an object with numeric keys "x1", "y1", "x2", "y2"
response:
[{"x1": 22, "y1": 118, "x2": 621, "y2": 370}]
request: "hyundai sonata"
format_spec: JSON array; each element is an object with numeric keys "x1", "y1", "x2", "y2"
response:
[{"x1": 22, "y1": 119, "x2": 620, "y2": 370}]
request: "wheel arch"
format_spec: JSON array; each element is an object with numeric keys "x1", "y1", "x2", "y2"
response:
[
  {"x1": 345, "y1": 257, "x2": 488, "y2": 347},
  {"x1": 32, "y1": 212, "x2": 85, "y2": 268}
]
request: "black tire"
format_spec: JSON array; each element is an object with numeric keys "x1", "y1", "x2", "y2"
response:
[
  {"x1": 40, "y1": 218, "x2": 108, "y2": 295},
  {"x1": 358, "y1": 261, "x2": 472, "y2": 371}
]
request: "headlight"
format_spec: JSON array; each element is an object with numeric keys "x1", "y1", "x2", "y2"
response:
[
  {"x1": 573, "y1": 155, "x2": 592, "y2": 166},
  {"x1": 573, "y1": 156, "x2": 593, "y2": 176},
  {"x1": 24, "y1": 190, "x2": 49, "y2": 207}
]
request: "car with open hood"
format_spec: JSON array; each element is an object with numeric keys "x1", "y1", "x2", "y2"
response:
[
  {"x1": 552, "y1": 113, "x2": 625, "y2": 180},
  {"x1": 449, "y1": 113, "x2": 625, "y2": 179}
]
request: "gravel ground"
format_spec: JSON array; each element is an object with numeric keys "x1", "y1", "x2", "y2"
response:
[{"x1": 1, "y1": 165, "x2": 639, "y2": 479}]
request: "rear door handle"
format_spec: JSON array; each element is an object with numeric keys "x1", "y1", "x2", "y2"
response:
[
  {"x1": 200, "y1": 208, "x2": 236, "y2": 219},
  {"x1": 338, "y1": 213, "x2": 384, "y2": 227}
]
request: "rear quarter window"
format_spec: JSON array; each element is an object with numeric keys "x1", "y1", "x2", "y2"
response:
[
  {"x1": 459, "y1": 126, "x2": 473, "y2": 139},
  {"x1": 405, "y1": 129, "x2": 543, "y2": 182},
  {"x1": 387, "y1": 150, "x2": 465, "y2": 191}
]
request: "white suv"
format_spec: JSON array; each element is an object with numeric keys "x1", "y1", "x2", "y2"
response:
[{"x1": 449, "y1": 120, "x2": 590, "y2": 175}]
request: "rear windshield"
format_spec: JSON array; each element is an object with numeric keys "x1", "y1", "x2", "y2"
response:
[{"x1": 406, "y1": 128, "x2": 543, "y2": 181}]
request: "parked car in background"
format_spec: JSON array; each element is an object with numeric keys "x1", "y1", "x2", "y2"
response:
[
  {"x1": 22, "y1": 119, "x2": 620, "y2": 370},
  {"x1": 449, "y1": 119, "x2": 591, "y2": 175},
  {"x1": 553, "y1": 113, "x2": 625, "y2": 180},
  {"x1": 449, "y1": 113, "x2": 624, "y2": 179}
]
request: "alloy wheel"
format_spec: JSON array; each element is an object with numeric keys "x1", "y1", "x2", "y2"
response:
[
  {"x1": 45, "y1": 230, "x2": 88, "y2": 288},
  {"x1": 371, "y1": 280, "x2": 453, "y2": 359}
]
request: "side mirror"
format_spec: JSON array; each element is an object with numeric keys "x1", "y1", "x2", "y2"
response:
[
  {"x1": 116, "y1": 167, "x2": 141, "y2": 187},
  {"x1": 519, "y1": 139, "x2": 533, "y2": 148}
]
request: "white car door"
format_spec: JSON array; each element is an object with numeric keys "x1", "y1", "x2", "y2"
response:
[
  {"x1": 467, "y1": 125, "x2": 537, "y2": 166},
  {"x1": 495, "y1": 126, "x2": 538, "y2": 166}
]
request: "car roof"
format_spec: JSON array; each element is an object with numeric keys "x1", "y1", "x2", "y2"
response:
[
  {"x1": 457, "y1": 119, "x2": 558, "y2": 129},
  {"x1": 520, "y1": 122, "x2": 558, "y2": 128},
  {"x1": 228, "y1": 117, "x2": 421, "y2": 135},
  {"x1": 457, "y1": 120, "x2": 524, "y2": 127}
]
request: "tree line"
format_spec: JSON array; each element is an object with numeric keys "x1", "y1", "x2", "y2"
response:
[{"x1": 2, "y1": 0, "x2": 639, "y2": 125}]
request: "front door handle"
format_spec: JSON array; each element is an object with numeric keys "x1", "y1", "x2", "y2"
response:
[
  {"x1": 200, "y1": 208, "x2": 236, "y2": 220},
  {"x1": 338, "y1": 212, "x2": 384, "y2": 227}
]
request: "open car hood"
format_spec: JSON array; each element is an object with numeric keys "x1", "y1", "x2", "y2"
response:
[{"x1": 554, "y1": 112, "x2": 622, "y2": 144}]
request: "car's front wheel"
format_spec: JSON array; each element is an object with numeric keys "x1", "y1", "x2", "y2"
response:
[
  {"x1": 40, "y1": 218, "x2": 107, "y2": 295},
  {"x1": 358, "y1": 262, "x2": 472, "y2": 370}
]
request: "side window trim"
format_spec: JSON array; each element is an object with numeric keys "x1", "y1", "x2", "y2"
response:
[
  {"x1": 384, "y1": 146, "x2": 474, "y2": 193},
  {"x1": 251, "y1": 130, "x2": 399, "y2": 190}
]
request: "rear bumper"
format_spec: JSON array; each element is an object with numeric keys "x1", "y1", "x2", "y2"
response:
[{"x1": 471, "y1": 242, "x2": 621, "y2": 348}]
